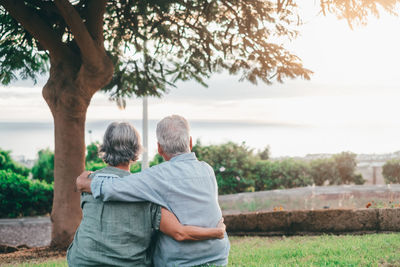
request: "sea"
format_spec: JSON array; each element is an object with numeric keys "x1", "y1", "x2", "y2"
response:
[{"x1": 1, "y1": 120, "x2": 400, "y2": 162}]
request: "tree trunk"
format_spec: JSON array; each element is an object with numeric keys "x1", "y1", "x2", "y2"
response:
[
  {"x1": 43, "y1": 55, "x2": 112, "y2": 248},
  {"x1": 50, "y1": 109, "x2": 86, "y2": 248},
  {"x1": 0, "y1": 0, "x2": 112, "y2": 249}
]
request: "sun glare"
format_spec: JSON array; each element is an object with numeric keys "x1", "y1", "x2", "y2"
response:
[{"x1": 292, "y1": 4, "x2": 400, "y2": 86}]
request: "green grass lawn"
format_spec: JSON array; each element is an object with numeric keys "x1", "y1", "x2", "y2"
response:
[
  {"x1": 6, "y1": 233, "x2": 400, "y2": 267},
  {"x1": 229, "y1": 234, "x2": 400, "y2": 266},
  {"x1": 6, "y1": 260, "x2": 68, "y2": 267}
]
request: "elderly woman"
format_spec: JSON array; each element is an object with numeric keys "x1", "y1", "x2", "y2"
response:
[{"x1": 67, "y1": 122, "x2": 224, "y2": 266}]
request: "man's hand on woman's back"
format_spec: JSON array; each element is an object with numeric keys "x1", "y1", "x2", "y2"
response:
[
  {"x1": 216, "y1": 218, "x2": 226, "y2": 239},
  {"x1": 76, "y1": 171, "x2": 93, "y2": 193}
]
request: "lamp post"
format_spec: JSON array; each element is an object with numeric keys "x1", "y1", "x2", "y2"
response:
[{"x1": 142, "y1": 96, "x2": 149, "y2": 169}]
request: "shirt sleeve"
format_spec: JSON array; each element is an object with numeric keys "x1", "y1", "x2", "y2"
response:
[{"x1": 90, "y1": 166, "x2": 170, "y2": 208}]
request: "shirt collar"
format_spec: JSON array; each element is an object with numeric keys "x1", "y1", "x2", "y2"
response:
[{"x1": 169, "y1": 152, "x2": 197, "y2": 162}]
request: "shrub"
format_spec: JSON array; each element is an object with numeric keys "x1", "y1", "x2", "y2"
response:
[
  {"x1": 307, "y1": 153, "x2": 364, "y2": 186},
  {"x1": 333, "y1": 152, "x2": 365, "y2": 185},
  {"x1": 85, "y1": 148, "x2": 161, "y2": 173},
  {"x1": 309, "y1": 158, "x2": 338, "y2": 186},
  {"x1": 150, "y1": 153, "x2": 165, "y2": 166},
  {"x1": 85, "y1": 160, "x2": 142, "y2": 173},
  {"x1": 276, "y1": 159, "x2": 313, "y2": 189},
  {"x1": 257, "y1": 146, "x2": 270, "y2": 160},
  {"x1": 0, "y1": 170, "x2": 53, "y2": 218},
  {"x1": 254, "y1": 159, "x2": 313, "y2": 190},
  {"x1": 31, "y1": 148, "x2": 54, "y2": 183},
  {"x1": 253, "y1": 160, "x2": 280, "y2": 191},
  {"x1": 130, "y1": 162, "x2": 141, "y2": 173},
  {"x1": 352, "y1": 173, "x2": 365, "y2": 185},
  {"x1": 86, "y1": 161, "x2": 107, "y2": 171},
  {"x1": 86, "y1": 141, "x2": 103, "y2": 164},
  {"x1": 85, "y1": 141, "x2": 106, "y2": 171},
  {"x1": 382, "y1": 159, "x2": 400, "y2": 184},
  {"x1": 193, "y1": 141, "x2": 257, "y2": 194},
  {"x1": 0, "y1": 148, "x2": 30, "y2": 176},
  {"x1": 193, "y1": 142, "x2": 365, "y2": 193}
]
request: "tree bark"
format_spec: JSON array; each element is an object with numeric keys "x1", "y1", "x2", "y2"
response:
[
  {"x1": 43, "y1": 55, "x2": 112, "y2": 248},
  {"x1": 50, "y1": 110, "x2": 86, "y2": 248}
]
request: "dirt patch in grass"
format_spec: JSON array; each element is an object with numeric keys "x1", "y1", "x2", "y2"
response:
[{"x1": 0, "y1": 246, "x2": 66, "y2": 266}]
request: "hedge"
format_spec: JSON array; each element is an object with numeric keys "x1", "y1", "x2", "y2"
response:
[
  {"x1": 0, "y1": 170, "x2": 53, "y2": 218},
  {"x1": 382, "y1": 159, "x2": 400, "y2": 184},
  {"x1": 1, "y1": 141, "x2": 365, "y2": 219},
  {"x1": 0, "y1": 149, "x2": 30, "y2": 177},
  {"x1": 31, "y1": 148, "x2": 54, "y2": 183},
  {"x1": 194, "y1": 142, "x2": 364, "y2": 195}
]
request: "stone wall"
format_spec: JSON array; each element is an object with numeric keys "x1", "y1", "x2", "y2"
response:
[{"x1": 225, "y1": 208, "x2": 400, "y2": 236}]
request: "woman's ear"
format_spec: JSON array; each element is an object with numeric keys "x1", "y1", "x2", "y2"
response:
[{"x1": 189, "y1": 136, "x2": 193, "y2": 151}]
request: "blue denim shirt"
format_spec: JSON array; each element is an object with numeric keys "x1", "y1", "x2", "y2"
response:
[{"x1": 91, "y1": 152, "x2": 230, "y2": 267}]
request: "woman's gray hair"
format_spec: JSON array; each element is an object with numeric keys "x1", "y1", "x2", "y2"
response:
[
  {"x1": 100, "y1": 122, "x2": 142, "y2": 166},
  {"x1": 156, "y1": 115, "x2": 190, "y2": 157}
]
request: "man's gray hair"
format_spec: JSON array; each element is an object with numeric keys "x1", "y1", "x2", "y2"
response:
[
  {"x1": 100, "y1": 122, "x2": 142, "y2": 166},
  {"x1": 156, "y1": 115, "x2": 190, "y2": 157}
]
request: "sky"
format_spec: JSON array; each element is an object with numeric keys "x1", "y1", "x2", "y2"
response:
[{"x1": 1, "y1": 3, "x2": 400, "y2": 157}]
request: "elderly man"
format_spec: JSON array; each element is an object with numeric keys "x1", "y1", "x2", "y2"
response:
[{"x1": 77, "y1": 115, "x2": 230, "y2": 267}]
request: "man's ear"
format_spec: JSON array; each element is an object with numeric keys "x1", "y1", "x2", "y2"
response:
[
  {"x1": 158, "y1": 143, "x2": 171, "y2": 161},
  {"x1": 189, "y1": 136, "x2": 193, "y2": 151},
  {"x1": 157, "y1": 142, "x2": 163, "y2": 156}
]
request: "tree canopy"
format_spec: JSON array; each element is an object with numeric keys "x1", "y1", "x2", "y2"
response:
[
  {"x1": 2, "y1": 1, "x2": 398, "y2": 104},
  {"x1": 0, "y1": 1, "x2": 316, "y2": 103},
  {"x1": 320, "y1": 0, "x2": 399, "y2": 28}
]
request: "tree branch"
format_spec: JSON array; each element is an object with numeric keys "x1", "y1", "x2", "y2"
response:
[
  {"x1": 54, "y1": 0, "x2": 102, "y2": 67},
  {"x1": 85, "y1": 0, "x2": 106, "y2": 46},
  {"x1": 0, "y1": 0, "x2": 70, "y2": 60}
]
